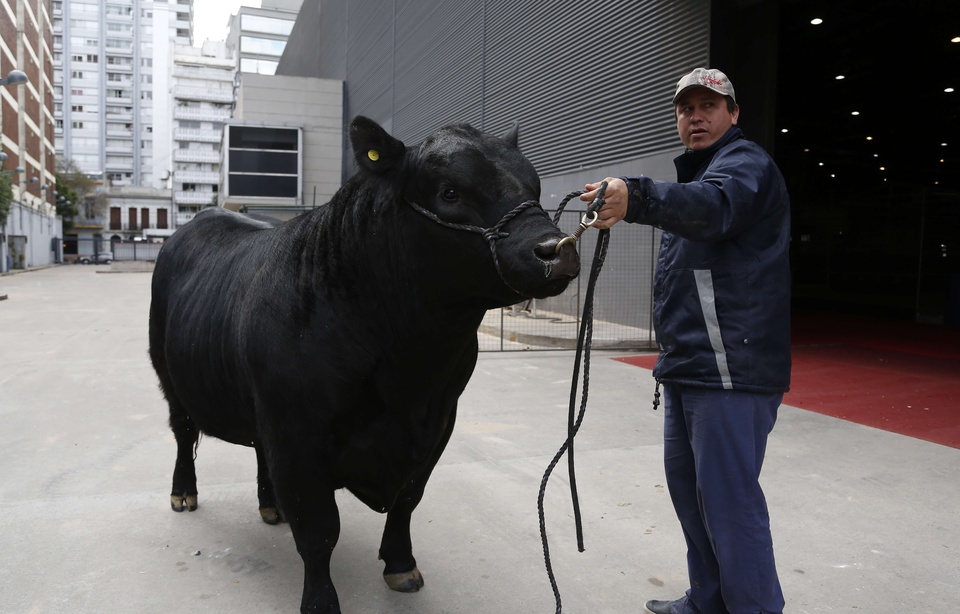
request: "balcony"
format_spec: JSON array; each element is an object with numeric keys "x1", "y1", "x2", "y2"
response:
[
  {"x1": 173, "y1": 85, "x2": 234, "y2": 104},
  {"x1": 174, "y1": 127, "x2": 222, "y2": 144},
  {"x1": 174, "y1": 65, "x2": 236, "y2": 81},
  {"x1": 173, "y1": 149, "x2": 220, "y2": 164},
  {"x1": 175, "y1": 170, "x2": 220, "y2": 184},
  {"x1": 174, "y1": 107, "x2": 232, "y2": 122},
  {"x1": 174, "y1": 191, "x2": 217, "y2": 205}
]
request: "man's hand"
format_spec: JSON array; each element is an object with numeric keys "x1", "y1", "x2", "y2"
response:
[{"x1": 580, "y1": 177, "x2": 628, "y2": 229}]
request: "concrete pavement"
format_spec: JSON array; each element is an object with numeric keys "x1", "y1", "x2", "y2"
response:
[{"x1": 1, "y1": 265, "x2": 957, "y2": 613}]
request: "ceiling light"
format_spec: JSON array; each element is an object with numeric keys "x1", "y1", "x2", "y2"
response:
[
  {"x1": 811, "y1": 18, "x2": 823, "y2": 25},
  {"x1": 879, "y1": 167, "x2": 885, "y2": 171},
  {"x1": 781, "y1": 128, "x2": 788, "y2": 133},
  {"x1": 946, "y1": 88, "x2": 955, "y2": 93},
  {"x1": 851, "y1": 111, "x2": 860, "y2": 115},
  {"x1": 818, "y1": 162, "x2": 824, "y2": 166},
  {"x1": 830, "y1": 174, "x2": 836, "y2": 178},
  {"x1": 943, "y1": 143, "x2": 949, "y2": 146},
  {"x1": 866, "y1": 136, "x2": 873, "y2": 141},
  {"x1": 835, "y1": 75, "x2": 845, "y2": 80},
  {"x1": 953, "y1": 36, "x2": 960, "y2": 43}
]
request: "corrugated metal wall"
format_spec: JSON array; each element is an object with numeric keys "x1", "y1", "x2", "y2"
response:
[
  {"x1": 282, "y1": 0, "x2": 712, "y2": 349},
  {"x1": 305, "y1": 0, "x2": 710, "y2": 178}
]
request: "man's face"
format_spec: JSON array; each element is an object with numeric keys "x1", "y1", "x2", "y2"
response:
[{"x1": 675, "y1": 88, "x2": 739, "y2": 150}]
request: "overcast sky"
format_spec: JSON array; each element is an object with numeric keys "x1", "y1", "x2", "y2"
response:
[{"x1": 192, "y1": 0, "x2": 262, "y2": 44}]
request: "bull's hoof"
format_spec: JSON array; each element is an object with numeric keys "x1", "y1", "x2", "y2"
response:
[
  {"x1": 259, "y1": 506, "x2": 287, "y2": 525},
  {"x1": 170, "y1": 494, "x2": 198, "y2": 512},
  {"x1": 383, "y1": 566, "x2": 424, "y2": 593}
]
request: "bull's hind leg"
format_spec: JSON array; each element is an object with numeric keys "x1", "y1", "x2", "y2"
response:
[
  {"x1": 169, "y1": 407, "x2": 200, "y2": 512},
  {"x1": 255, "y1": 443, "x2": 286, "y2": 524}
]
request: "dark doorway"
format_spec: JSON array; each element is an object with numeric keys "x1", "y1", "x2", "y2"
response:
[{"x1": 771, "y1": 1, "x2": 960, "y2": 324}]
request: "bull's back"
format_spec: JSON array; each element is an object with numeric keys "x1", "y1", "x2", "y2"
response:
[{"x1": 149, "y1": 208, "x2": 275, "y2": 443}]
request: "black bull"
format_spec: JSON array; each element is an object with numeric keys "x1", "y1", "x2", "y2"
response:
[{"x1": 148, "y1": 116, "x2": 580, "y2": 612}]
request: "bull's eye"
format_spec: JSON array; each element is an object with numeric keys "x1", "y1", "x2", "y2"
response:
[{"x1": 441, "y1": 188, "x2": 459, "y2": 203}]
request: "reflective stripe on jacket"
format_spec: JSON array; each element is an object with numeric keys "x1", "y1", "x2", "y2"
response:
[{"x1": 623, "y1": 126, "x2": 791, "y2": 393}]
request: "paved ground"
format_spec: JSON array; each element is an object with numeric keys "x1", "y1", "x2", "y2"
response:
[{"x1": 1, "y1": 265, "x2": 957, "y2": 614}]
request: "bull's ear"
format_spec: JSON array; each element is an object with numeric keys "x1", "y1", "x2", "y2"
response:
[
  {"x1": 502, "y1": 121, "x2": 520, "y2": 149},
  {"x1": 350, "y1": 116, "x2": 406, "y2": 174}
]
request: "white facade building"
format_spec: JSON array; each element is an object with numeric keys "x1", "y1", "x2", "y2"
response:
[
  {"x1": 170, "y1": 41, "x2": 235, "y2": 227},
  {"x1": 54, "y1": 0, "x2": 192, "y2": 187},
  {"x1": 225, "y1": 0, "x2": 302, "y2": 76}
]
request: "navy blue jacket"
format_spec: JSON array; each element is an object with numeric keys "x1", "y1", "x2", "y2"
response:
[{"x1": 623, "y1": 126, "x2": 791, "y2": 393}]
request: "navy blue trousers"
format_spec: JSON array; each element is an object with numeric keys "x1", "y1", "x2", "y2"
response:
[{"x1": 662, "y1": 384, "x2": 785, "y2": 614}]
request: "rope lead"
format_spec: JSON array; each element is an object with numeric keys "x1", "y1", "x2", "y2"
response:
[{"x1": 538, "y1": 189, "x2": 611, "y2": 613}]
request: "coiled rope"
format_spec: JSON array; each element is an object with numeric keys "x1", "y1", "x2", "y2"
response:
[{"x1": 538, "y1": 184, "x2": 610, "y2": 613}]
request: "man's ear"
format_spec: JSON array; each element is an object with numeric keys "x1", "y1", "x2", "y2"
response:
[
  {"x1": 731, "y1": 104, "x2": 740, "y2": 125},
  {"x1": 502, "y1": 121, "x2": 519, "y2": 149},
  {"x1": 350, "y1": 116, "x2": 406, "y2": 174}
]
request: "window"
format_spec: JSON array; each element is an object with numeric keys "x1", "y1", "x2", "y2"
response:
[
  {"x1": 240, "y1": 58, "x2": 278, "y2": 75},
  {"x1": 71, "y1": 105, "x2": 83, "y2": 112},
  {"x1": 240, "y1": 14, "x2": 294, "y2": 36},
  {"x1": 239, "y1": 36, "x2": 287, "y2": 57},
  {"x1": 226, "y1": 125, "x2": 300, "y2": 199},
  {"x1": 72, "y1": 121, "x2": 84, "y2": 129}
]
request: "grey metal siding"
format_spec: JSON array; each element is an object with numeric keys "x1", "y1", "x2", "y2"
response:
[{"x1": 290, "y1": 0, "x2": 709, "y2": 177}]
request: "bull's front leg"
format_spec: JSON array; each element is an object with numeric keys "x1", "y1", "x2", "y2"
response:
[
  {"x1": 380, "y1": 422, "x2": 456, "y2": 593},
  {"x1": 378, "y1": 410, "x2": 457, "y2": 594},
  {"x1": 270, "y1": 457, "x2": 343, "y2": 613},
  {"x1": 379, "y1": 500, "x2": 424, "y2": 592},
  {"x1": 291, "y1": 491, "x2": 342, "y2": 614}
]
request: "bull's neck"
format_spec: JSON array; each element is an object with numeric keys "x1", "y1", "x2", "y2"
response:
[{"x1": 288, "y1": 192, "x2": 490, "y2": 338}]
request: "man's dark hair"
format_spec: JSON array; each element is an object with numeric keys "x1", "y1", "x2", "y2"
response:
[{"x1": 725, "y1": 96, "x2": 737, "y2": 112}]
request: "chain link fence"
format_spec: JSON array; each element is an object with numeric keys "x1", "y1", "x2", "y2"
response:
[{"x1": 478, "y1": 208, "x2": 659, "y2": 351}]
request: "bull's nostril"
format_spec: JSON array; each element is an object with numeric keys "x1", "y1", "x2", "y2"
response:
[{"x1": 535, "y1": 239, "x2": 560, "y2": 260}]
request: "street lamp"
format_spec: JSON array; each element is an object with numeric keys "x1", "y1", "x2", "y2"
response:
[
  {"x1": 0, "y1": 70, "x2": 28, "y2": 86},
  {"x1": 1, "y1": 166, "x2": 25, "y2": 175}
]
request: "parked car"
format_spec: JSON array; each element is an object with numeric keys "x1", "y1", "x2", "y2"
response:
[{"x1": 78, "y1": 252, "x2": 113, "y2": 264}]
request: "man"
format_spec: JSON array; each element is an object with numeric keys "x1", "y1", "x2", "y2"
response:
[{"x1": 581, "y1": 68, "x2": 790, "y2": 614}]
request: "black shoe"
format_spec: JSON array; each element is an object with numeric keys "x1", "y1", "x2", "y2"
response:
[{"x1": 644, "y1": 599, "x2": 677, "y2": 614}]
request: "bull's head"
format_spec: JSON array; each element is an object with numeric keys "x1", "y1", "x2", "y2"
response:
[{"x1": 349, "y1": 116, "x2": 580, "y2": 307}]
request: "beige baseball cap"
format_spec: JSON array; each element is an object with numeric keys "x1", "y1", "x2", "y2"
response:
[{"x1": 673, "y1": 68, "x2": 737, "y2": 105}]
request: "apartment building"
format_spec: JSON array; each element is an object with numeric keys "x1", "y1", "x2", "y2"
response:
[
  {"x1": 225, "y1": 0, "x2": 301, "y2": 76},
  {"x1": 1, "y1": 0, "x2": 59, "y2": 272},
  {"x1": 53, "y1": 0, "x2": 191, "y2": 254},
  {"x1": 170, "y1": 41, "x2": 234, "y2": 228}
]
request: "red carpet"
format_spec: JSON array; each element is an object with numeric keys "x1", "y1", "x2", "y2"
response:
[{"x1": 613, "y1": 314, "x2": 960, "y2": 449}]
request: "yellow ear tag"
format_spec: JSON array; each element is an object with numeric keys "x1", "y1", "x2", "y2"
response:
[{"x1": 367, "y1": 149, "x2": 380, "y2": 161}]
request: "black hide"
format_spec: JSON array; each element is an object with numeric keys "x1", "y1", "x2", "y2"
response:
[{"x1": 148, "y1": 116, "x2": 579, "y2": 613}]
